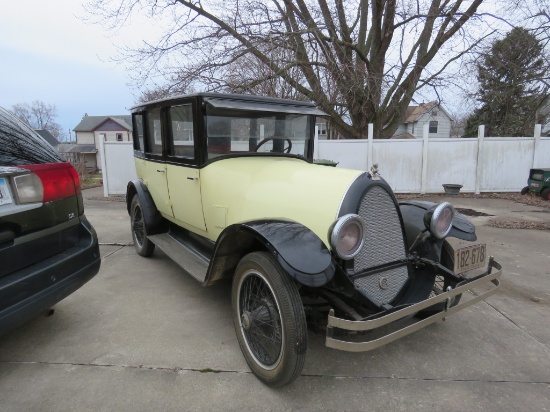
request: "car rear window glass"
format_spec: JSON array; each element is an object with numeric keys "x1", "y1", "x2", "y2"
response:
[
  {"x1": 146, "y1": 108, "x2": 163, "y2": 155},
  {"x1": 0, "y1": 108, "x2": 62, "y2": 166},
  {"x1": 168, "y1": 105, "x2": 194, "y2": 159}
]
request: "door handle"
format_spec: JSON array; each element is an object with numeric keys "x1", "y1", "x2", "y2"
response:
[
  {"x1": 187, "y1": 177, "x2": 198, "y2": 181},
  {"x1": 157, "y1": 169, "x2": 165, "y2": 173}
]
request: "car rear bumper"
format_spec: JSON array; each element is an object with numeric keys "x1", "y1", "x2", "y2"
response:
[
  {"x1": 0, "y1": 217, "x2": 101, "y2": 336},
  {"x1": 325, "y1": 258, "x2": 501, "y2": 352}
]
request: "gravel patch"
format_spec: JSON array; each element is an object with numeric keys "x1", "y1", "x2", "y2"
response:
[
  {"x1": 487, "y1": 220, "x2": 550, "y2": 231},
  {"x1": 396, "y1": 192, "x2": 550, "y2": 209}
]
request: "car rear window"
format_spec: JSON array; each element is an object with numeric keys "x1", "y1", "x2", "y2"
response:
[{"x1": 0, "y1": 107, "x2": 62, "y2": 166}]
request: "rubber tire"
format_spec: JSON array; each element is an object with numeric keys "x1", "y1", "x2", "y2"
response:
[
  {"x1": 520, "y1": 186, "x2": 529, "y2": 195},
  {"x1": 232, "y1": 252, "x2": 307, "y2": 387},
  {"x1": 416, "y1": 242, "x2": 461, "y2": 318},
  {"x1": 130, "y1": 196, "x2": 155, "y2": 257},
  {"x1": 541, "y1": 188, "x2": 550, "y2": 201}
]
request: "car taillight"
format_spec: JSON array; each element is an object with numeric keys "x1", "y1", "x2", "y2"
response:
[{"x1": 18, "y1": 162, "x2": 81, "y2": 203}]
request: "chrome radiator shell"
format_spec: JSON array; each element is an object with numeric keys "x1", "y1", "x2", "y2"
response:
[{"x1": 352, "y1": 185, "x2": 410, "y2": 305}]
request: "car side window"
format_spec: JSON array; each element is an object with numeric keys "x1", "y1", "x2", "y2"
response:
[
  {"x1": 132, "y1": 113, "x2": 145, "y2": 152},
  {"x1": 146, "y1": 108, "x2": 163, "y2": 155},
  {"x1": 168, "y1": 105, "x2": 194, "y2": 160}
]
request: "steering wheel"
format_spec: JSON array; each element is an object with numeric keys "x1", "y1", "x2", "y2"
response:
[{"x1": 254, "y1": 136, "x2": 293, "y2": 154}]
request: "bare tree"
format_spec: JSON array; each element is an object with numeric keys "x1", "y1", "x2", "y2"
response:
[
  {"x1": 87, "y1": 0, "x2": 500, "y2": 138},
  {"x1": 10, "y1": 100, "x2": 64, "y2": 141}
]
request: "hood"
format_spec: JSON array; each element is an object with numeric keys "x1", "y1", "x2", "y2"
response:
[{"x1": 200, "y1": 157, "x2": 364, "y2": 245}]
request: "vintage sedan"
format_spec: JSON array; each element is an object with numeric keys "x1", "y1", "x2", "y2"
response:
[{"x1": 126, "y1": 93, "x2": 501, "y2": 387}]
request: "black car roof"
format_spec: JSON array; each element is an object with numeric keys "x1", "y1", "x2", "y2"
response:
[{"x1": 131, "y1": 92, "x2": 327, "y2": 116}]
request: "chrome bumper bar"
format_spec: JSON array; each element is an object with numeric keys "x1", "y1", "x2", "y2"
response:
[{"x1": 326, "y1": 258, "x2": 502, "y2": 352}]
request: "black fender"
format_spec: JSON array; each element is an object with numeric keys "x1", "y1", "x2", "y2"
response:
[
  {"x1": 205, "y1": 220, "x2": 335, "y2": 287},
  {"x1": 399, "y1": 200, "x2": 477, "y2": 261},
  {"x1": 126, "y1": 180, "x2": 165, "y2": 235}
]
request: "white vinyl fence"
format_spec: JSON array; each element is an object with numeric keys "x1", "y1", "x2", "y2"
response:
[
  {"x1": 316, "y1": 124, "x2": 550, "y2": 194},
  {"x1": 99, "y1": 140, "x2": 137, "y2": 196},
  {"x1": 99, "y1": 125, "x2": 549, "y2": 196}
]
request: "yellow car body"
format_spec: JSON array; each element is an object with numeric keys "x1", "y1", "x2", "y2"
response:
[{"x1": 125, "y1": 93, "x2": 501, "y2": 387}]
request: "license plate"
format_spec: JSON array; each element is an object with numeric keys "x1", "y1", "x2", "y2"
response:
[
  {"x1": 454, "y1": 244, "x2": 487, "y2": 274},
  {"x1": 0, "y1": 178, "x2": 13, "y2": 206},
  {"x1": 530, "y1": 183, "x2": 539, "y2": 188}
]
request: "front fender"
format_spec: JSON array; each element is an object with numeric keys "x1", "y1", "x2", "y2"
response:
[{"x1": 206, "y1": 220, "x2": 335, "y2": 287}]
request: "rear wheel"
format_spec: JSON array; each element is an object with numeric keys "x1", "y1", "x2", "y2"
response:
[
  {"x1": 416, "y1": 242, "x2": 461, "y2": 318},
  {"x1": 541, "y1": 188, "x2": 550, "y2": 201},
  {"x1": 520, "y1": 186, "x2": 529, "y2": 195},
  {"x1": 232, "y1": 252, "x2": 307, "y2": 387},
  {"x1": 130, "y1": 196, "x2": 155, "y2": 257}
]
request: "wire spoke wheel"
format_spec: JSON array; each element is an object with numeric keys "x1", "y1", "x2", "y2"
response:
[
  {"x1": 232, "y1": 252, "x2": 307, "y2": 387},
  {"x1": 417, "y1": 241, "x2": 462, "y2": 318},
  {"x1": 239, "y1": 271, "x2": 283, "y2": 368},
  {"x1": 132, "y1": 206, "x2": 145, "y2": 247},
  {"x1": 130, "y1": 196, "x2": 155, "y2": 257}
]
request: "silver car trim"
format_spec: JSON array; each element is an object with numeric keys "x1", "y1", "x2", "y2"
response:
[{"x1": 326, "y1": 259, "x2": 502, "y2": 352}]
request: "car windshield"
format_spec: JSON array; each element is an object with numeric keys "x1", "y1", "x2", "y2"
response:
[{"x1": 205, "y1": 108, "x2": 312, "y2": 160}]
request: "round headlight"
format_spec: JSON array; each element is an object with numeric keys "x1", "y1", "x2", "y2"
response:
[
  {"x1": 426, "y1": 202, "x2": 455, "y2": 239},
  {"x1": 330, "y1": 214, "x2": 365, "y2": 260}
]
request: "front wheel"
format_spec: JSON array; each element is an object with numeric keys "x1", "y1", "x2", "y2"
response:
[
  {"x1": 130, "y1": 196, "x2": 155, "y2": 257},
  {"x1": 232, "y1": 252, "x2": 307, "y2": 387},
  {"x1": 541, "y1": 188, "x2": 550, "y2": 201},
  {"x1": 416, "y1": 242, "x2": 461, "y2": 318},
  {"x1": 520, "y1": 186, "x2": 529, "y2": 195}
]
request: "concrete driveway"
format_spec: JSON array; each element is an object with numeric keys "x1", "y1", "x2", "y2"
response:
[{"x1": 1, "y1": 188, "x2": 549, "y2": 411}]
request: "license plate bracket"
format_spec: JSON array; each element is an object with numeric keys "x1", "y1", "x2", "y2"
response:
[{"x1": 454, "y1": 244, "x2": 487, "y2": 274}]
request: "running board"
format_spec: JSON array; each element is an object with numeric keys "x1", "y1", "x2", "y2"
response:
[{"x1": 148, "y1": 233, "x2": 209, "y2": 284}]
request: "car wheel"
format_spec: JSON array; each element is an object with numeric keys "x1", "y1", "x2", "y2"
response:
[
  {"x1": 520, "y1": 186, "x2": 529, "y2": 195},
  {"x1": 130, "y1": 196, "x2": 155, "y2": 257},
  {"x1": 541, "y1": 188, "x2": 550, "y2": 201},
  {"x1": 416, "y1": 242, "x2": 461, "y2": 318},
  {"x1": 232, "y1": 252, "x2": 307, "y2": 387}
]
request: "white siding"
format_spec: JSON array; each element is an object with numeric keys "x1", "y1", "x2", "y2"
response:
[
  {"x1": 76, "y1": 131, "x2": 95, "y2": 145},
  {"x1": 414, "y1": 111, "x2": 451, "y2": 138}
]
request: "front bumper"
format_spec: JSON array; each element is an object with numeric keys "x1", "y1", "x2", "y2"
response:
[{"x1": 326, "y1": 258, "x2": 501, "y2": 352}]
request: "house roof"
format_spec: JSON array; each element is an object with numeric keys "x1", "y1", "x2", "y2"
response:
[
  {"x1": 58, "y1": 144, "x2": 98, "y2": 154},
  {"x1": 73, "y1": 115, "x2": 132, "y2": 132},
  {"x1": 403, "y1": 101, "x2": 441, "y2": 123},
  {"x1": 35, "y1": 129, "x2": 59, "y2": 147}
]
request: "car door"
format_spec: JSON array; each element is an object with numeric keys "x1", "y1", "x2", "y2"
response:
[
  {"x1": 138, "y1": 108, "x2": 174, "y2": 218},
  {"x1": 165, "y1": 102, "x2": 207, "y2": 232}
]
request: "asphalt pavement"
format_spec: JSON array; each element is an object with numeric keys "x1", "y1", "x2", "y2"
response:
[{"x1": 0, "y1": 187, "x2": 549, "y2": 411}]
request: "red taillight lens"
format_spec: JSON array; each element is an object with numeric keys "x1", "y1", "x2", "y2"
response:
[{"x1": 20, "y1": 162, "x2": 80, "y2": 203}]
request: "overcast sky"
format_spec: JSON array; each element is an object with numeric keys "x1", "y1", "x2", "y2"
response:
[{"x1": 0, "y1": 0, "x2": 138, "y2": 139}]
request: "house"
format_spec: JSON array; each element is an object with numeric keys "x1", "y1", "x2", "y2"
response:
[
  {"x1": 316, "y1": 101, "x2": 452, "y2": 139},
  {"x1": 393, "y1": 101, "x2": 452, "y2": 139},
  {"x1": 35, "y1": 129, "x2": 59, "y2": 151},
  {"x1": 71, "y1": 114, "x2": 133, "y2": 171}
]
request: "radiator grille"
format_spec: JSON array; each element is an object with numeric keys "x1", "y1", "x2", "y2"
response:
[{"x1": 353, "y1": 185, "x2": 409, "y2": 305}]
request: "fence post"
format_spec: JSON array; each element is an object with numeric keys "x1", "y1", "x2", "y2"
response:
[
  {"x1": 475, "y1": 125, "x2": 485, "y2": 195},
  {"x1": 533, "y1": 124, "x2": 542, "y2": 168},
  {"x1": 367, "y1": 123, "x2": 374, "y2": 171},
  {"x1": 314, "y1": 125, "x2": 320, "y2": 160},
  {"x1": 421, "y1": 123, "x2": 429, "y2": 194},
  {"x1": 99, "y1": 137, "x2": 109, "y2": 197}
]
